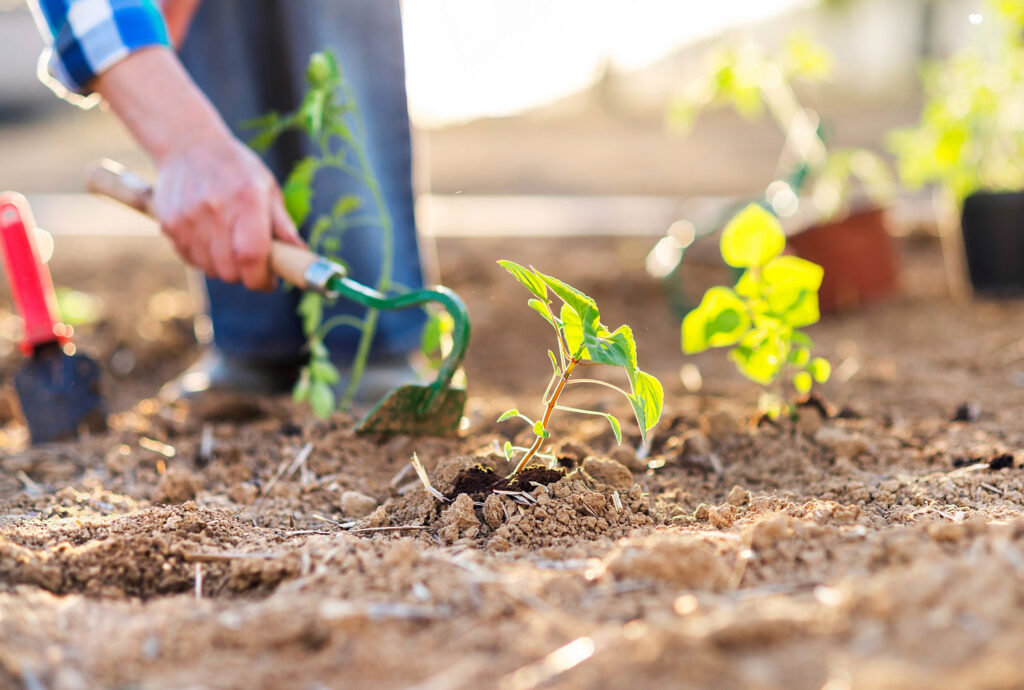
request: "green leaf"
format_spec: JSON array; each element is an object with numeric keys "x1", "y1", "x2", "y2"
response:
[
  {"x1": 682, "y1": 286, "x2": 750, "y2": 353},
  {"x1": 497, "y1": 409, "x2": 519, "y2": 422},
  {"x1": 808, "y1": 357, "x2": 832, "y2": 383},
  {"x1": 332, "y1": 195, "x2": 361, "y2": 219},
  {"x1": 627, "y1": 370, "x2": 664, "y2": 442},
  {"x1": 533, "y1": 420, "x2": 546, "y2": 437},
  {"x1": 310, "y1": 381, "x2": 335, "y2": 420},
  {"x1": 306, "y1": 51, "x2": 340, "y2": 87},
  {"x1": 777, "y1": 290, "x2": 820, "y2": 329},
  {"x1": 244, "y1": 111, "x2": 284, "y2": 153},
  {"x1": 760, "y1": 256, "x2": 825, "y2": 326},
  {"x1": 789, "y1": 346, "x2": 810, "y2": 367},
  {"x1": 420, "y1": 311, "x2": 453, "y2": 359},
  {"x1": 605, "y1": 414, "x2": 623, "y2": 445},
  {"x1": 729, "y1": 336, "x2": 784, "y2": 386},
  {"x1": 762, "y1": 256, "x2": 824, "y2": 292},
  {"x1": 283, "y1": 157, "x2": 318, "y2": 226},
  {"x1": 586, "y1": 325, "x2": 638, "y2": 381},
  {"x1": 528, "y1": 298, "x2": 556, "y2": 326},
  {"x1": 309, "y1": 339, "x2": 329, "y2": 360},
  {"x1": 310, "y1": 359, "x2": 340, "y2": 385},
  {"x1": 536, "y1": 271, "x2": 597, "y2": 319},
  {"x1": 548, "y1": 350, "x2": 560, "y2": 374},
  {"x1": 560, "y1": 303, "x2": 586, "y2": 356},
  {"x1": 292, "y1": 368, "x2": 311, "y2": 403},
  {"x1": 720, "y1": 204, "x2": 785, "y2": 269},
  {"x1": 497, "y1": 260, "x2": 547, "y2": 300},
  {"x1": 298, "y1": 293, "x2": 323, "y2": 334},
  {"x1": 793, "y1": 371, "x2": 813, "y2": 394},
  {"x1": 503, "y1": 441, "x2": 514, "y2": 462}
]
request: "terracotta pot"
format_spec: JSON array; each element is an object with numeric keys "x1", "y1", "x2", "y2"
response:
[
  {"x1": 960, "y1": 190, "x2": 1024, "y2": 295},
  {"x1": 788, "y1": 207, "x2": 900, "y2": 315}
]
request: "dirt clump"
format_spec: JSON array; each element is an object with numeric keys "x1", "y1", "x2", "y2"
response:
[
  {"x1": 582, "y1": 457, "x2": 634, "y2": 490},
  {"x1": 438, "y1": 493, "x2": 481, "y2": 543},
  {"x1": 154, "y1": 466, "x2": 200, "y2": 504},
  {"x1": 486, "y1": 480, "x2": 657, "y2": 550},
  {"x1": 604, "y1": 532, "x2": 733, "y2": 588},
  {"x1": 0, "y1": 504, "x2": 293, "y2": 597},
  {"x1": 340, "y1": 491, "x2": 378, "y2": 518}
]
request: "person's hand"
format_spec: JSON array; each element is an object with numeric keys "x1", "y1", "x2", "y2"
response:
[
  {"x1": 152, "y1": 132, "x2": 304, "y2": 291},
  {"x1": 92, "y1": 47, "x2": 305, "y2": 291}
]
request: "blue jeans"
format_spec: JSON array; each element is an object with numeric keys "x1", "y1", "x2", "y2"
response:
[{"x1": 178, "y1": 0, "x2": 425, "y2": 364}]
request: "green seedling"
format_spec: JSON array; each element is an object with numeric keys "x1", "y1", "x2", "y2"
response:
[
  {"x1": 496, "y1": 261, "x2": 664, "y2": 476},
  {"x1": 682, "y1": 204, "x2": 831, "y2": 418},
  {"x1": 248, "y1": 51, "x2": 398, "y2": 418}
]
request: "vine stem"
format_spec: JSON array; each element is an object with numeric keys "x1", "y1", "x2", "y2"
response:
[
  {"x1": 512, "y1": 357, "x2": 580, "y2": 475},
  {"x1": 339, "y1": 112, "x2": 394, "y2": 409}
]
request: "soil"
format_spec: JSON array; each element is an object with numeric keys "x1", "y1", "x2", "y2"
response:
[{"x1": 3, "y1": 233, "x2": 1024, "y2": 689}]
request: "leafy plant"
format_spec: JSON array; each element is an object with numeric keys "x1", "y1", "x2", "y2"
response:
[
  {"x1": 496, "y1": 261, "x2": 664, "y2": 476},
  {"x1": 889, "y1": 1, "x2": 1024, "y2": 205},
  {"x1": 248, "y1": 51, "x2": 396, "y2": 418},
  {"x1": 682, "y1": 204, "x2": 831, "y2": 418},
  {"x1": 670, "y1": 32, "x2": 893, "y2": 220}
]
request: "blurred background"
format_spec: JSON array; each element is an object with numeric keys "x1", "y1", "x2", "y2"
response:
[{"x1": 0, "y1": 0, "x2": 982, "y2": 230}]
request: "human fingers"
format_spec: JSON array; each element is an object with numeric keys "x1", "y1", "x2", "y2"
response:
[{"x1": 232, "y1": 196, "x2": 274, "y2": 291}]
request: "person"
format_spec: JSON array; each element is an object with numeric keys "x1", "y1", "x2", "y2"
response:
[{"x1": 27, "y1": 0, "x2": 427, "y2": 401}]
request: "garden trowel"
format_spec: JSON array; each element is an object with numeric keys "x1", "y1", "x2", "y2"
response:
[
  {"x1": 0, "y1": 193, "x2": 106, "y2": 443},
  {"x1": 86, "y1": 160, "x2": 469, "y2": 437}
]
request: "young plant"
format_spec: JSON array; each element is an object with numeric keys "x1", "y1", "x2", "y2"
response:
[
  {"x1": 670, "y1": 32, "x2": 893, "y2": 220},
  {"x1": 889, "y1": 1, "x2": 1024, "y2": 205},
  {"x1": 682, "y1": 204, "x2": 831, "y2": 418},
  {"x1": 496, "y1": 261, "x2": 664, "y2": 476},
  {"x1": 247, "y1": 51, "x2": 395, "y2": 418}
]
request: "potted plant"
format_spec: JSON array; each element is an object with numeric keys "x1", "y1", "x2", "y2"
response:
[
  {"x1": 663, "y1": 32, "x2": 898, "y2": 314},
  {"x1": 889, "y1": 1, "x2": 1024, "y2": 296}
]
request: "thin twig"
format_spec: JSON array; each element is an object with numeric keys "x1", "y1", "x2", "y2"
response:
[
  {"x1": 981, "y1": 482, "x2": 1005, "y2": 496},
  {"x1": 348, "y1": 525, "x2": 431, "y2": 534},
  {"x1": 259, "y1": 442, "x2": 314, "y2": 502},
  {"x1": 411, "y1": 453, "x2": 447, "y2": 502},
  {"x1": 389, "y1": 462, "x2": 413, "y2": 488},
  {"x1": 281, "y1": 529, "x2": 333, "y2": 536}
]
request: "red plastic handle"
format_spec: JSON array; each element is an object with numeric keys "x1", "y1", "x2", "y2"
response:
[{"x1": 0, "y1": 193, "x2": 65, "y2": 355}]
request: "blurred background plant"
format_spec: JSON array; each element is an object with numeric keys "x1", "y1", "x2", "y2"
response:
[
  {"x1": 889, "y1": 0, "x2": 1024, "y2": 206},
  {"x1": 669, "y1": 30, "x2": 894, "y2": 222}
]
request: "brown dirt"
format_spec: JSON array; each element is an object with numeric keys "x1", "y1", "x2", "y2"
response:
[{"x1": 3, "y1": 233, "x2": 1024, "y2": 689}]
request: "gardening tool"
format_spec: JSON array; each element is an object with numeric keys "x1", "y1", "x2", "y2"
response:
[
  {"x1": 0, "y1": 193, "x2": 106, "y2": 443},
  {"x1": 86, "y1": 159, "x2": 469, "y2": 436}
]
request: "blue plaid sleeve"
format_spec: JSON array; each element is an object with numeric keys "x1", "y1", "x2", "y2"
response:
[{"x1": 30, "y1": 0, "x2": 170, "y2": 95}]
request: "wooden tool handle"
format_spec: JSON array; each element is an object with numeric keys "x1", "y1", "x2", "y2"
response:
[{"x1": 85, "y1": 159, "x2": 322, "y2": 291}]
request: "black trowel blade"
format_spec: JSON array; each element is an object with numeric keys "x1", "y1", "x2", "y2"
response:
[{"x1": 13, "y1": 344, "x2": 106, "y2": 444}]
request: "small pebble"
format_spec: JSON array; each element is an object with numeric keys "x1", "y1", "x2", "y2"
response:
[{"x1": 340, "y1": 491, "x2": 378, "y2": 518}]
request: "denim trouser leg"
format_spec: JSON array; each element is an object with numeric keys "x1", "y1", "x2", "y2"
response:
[{"x1": 178, "y1": 0, "x2": 425, "y2": 364}]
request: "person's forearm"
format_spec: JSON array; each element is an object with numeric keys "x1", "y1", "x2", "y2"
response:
[{"x1": 93, "y1": 46, "x2": 231, "y2": 164}]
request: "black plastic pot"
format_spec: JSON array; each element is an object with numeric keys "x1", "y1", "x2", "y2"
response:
[{"x1": 961, "y1": 190, "x2": 1024, "y2": 295}]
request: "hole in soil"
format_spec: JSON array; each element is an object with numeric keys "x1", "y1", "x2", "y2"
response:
[{"x1": 446, "y1": 465, "x2": 566, "y2": 500}]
